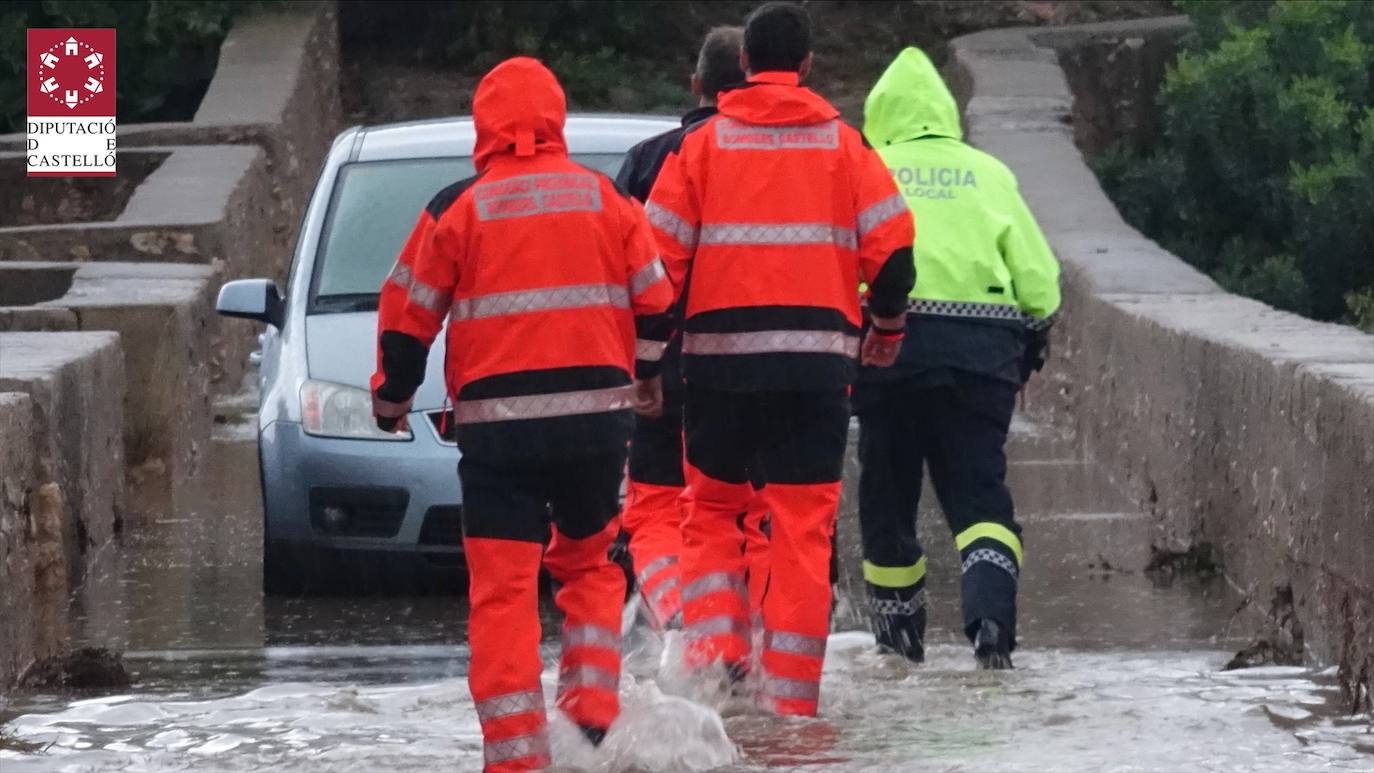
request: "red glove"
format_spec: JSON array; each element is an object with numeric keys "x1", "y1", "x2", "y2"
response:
[{"x1": 861, "y1": 324, "x2": 905, "y2": 367}]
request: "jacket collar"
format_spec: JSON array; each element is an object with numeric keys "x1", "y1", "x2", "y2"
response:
[
  {"x1": 747, "y1": 71, "x2": 802, "y2": 86},
  {"x1": 718, "y1": 71, "x2": 838, "y2": 126},
  {"x1": 680, "y1": 105, "x2": 717, "y2": 128}
]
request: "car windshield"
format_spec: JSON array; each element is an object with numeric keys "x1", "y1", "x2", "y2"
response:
[{"x1": 310, "y1": 153, "x2": 628, "y2": 313}]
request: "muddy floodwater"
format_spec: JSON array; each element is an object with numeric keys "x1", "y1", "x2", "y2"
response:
[{"x1": 2, "y1": 422, "x2": 1371, "y2": 771}]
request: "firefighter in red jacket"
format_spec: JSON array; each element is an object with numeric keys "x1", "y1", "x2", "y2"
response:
[
  {"x1": 371, "y1": 58, "x2": 673, "y2": 772},
  {"x1": 645, "y1": 2, "x2": 915, "y2": 716},
  {"x1": 616, "y1": 26, "x2": 773, "y2": 633}
]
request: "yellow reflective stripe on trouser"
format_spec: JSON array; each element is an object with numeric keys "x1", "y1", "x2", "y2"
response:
[
  {"x1": 955, "y1": 523, "x2": 1023, "y2": 566},
  {"x1": 862, "y1": 556, "x2": 927, "y2": 588}
]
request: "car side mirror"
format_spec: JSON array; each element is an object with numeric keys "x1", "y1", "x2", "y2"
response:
[{"x1": 217, "y1": 279, "x2": 284, "y2": 328}]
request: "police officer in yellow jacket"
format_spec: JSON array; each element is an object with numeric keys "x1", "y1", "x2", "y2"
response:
[{"x1": 856, "y1": 47, "x2": 1061, "y2": 668}]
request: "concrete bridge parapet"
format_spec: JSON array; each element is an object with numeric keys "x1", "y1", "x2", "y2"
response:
[{"x1": 946, "y1": 16, "x2": 1374, "y2": 709}]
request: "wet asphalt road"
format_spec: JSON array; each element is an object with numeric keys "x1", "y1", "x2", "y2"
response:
[{"x1": 2, "y1": 417, "x2": 1371, "y2": 771}]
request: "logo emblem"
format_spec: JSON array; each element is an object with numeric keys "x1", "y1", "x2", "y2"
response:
[{"x1": 27, "y1": 28, "x2": 117, "y2": 177}]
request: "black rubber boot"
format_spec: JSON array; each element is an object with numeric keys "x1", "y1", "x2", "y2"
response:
[
  {"x1": 724, "y1": 660, "x2": 752, "y2": 696},
  {"x1": 973, "y1": 618, "x2": 1014, "y2": 670},
  {"x1": 869, "y1": 585, "x2": 927, "y2": 664}
]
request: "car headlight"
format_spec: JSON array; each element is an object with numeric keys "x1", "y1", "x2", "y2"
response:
[{"x1": 300, "y1": 379, "x2": 412, "y2": 441}]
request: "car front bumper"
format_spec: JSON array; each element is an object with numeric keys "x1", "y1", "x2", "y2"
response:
[{"x1": 259, "y1": 417, "x2": 463, "y2": 558}]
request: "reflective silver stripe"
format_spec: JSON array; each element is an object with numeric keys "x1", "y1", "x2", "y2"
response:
[
  {"x1": 450, "y1": 282, "x2": 628, "y2": 322},
  {"x1": 907, "y1": 299, "x2": 1023, "y2": 321},
  {"x1": 762, "y1": 674, "x2": 821, "y2": 702},
  {"x1": 763, "y1": 630, "x2": 828, "y2": 659},
  {"x1": 716, "y1": 118, "x2": 840, "y2": 150},
  {"x1": 682, "y1": 330, "x2": 860, "y2": 358},
  {"x1": 685, "y1": 614, "x2": 751, "y2": 641},
  {"x1": 645, "y1": 575, "x2": 680, "y2": 607},
  {"x1": 680, "y1": 571, "x2": 747, "y2": 604},
  {"x1": 558, "y1": 664, "x2": 620, "y2": 694},
  {"x1": 908, "y1": 298, "x2": 1061, "y2": 330},
  {"x1": 636, "y1": 338, "x2": 668, "y2": 362},
  {"x1": 474, "y1": 172, "x2": 602, "y2": 221},
  {"x1": 637, "y1": 555, "x2": 677, "y2": 586},
  {"x1": 454, "y1": 385, "x2": 633, "y2": 424},
  {"x1": 485, "y1": 731, "x2": 550, "y2": 765},
  {"x1": 869, "y1": 588, "x2": 927, "y2": 618},
  {"x1": 629, "y1": 258, "x2": 668, "y2": 297},
  {"x1": 907, "y1": 298, "x2": 1059, "y2": 329},
  {"x1": 857, "y1": 193, "x2": 908, "y2": 238},
  {"x1": 386, "y1": 262, "x2": 450, "y2": 315},
  {"x1": 562, "y1": 624, "x2": 621, "y2": 652},
  {"x1": 1024, "y1": 310, "x2": 1057, "y2": 332},
  {"x1": 645, "y1": 202, "x2": 698, "y2": 250},
  {"x1": 474, "y1": 689, "x2": 545, "y2": 723},
  {"x1": 698, "y1": 223, "x2": 856, "y2": 251},
  {"x1": 962, "y1": 548, "x2": 1019, "y2": 579}
]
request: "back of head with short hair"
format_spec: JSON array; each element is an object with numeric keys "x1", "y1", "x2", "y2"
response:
[
  {"x1": 696, "y1": 26, "x2": 745, "y2": 98},
  {"x1": 743, "y1": 2, "x2": 811, "y2": 73}
]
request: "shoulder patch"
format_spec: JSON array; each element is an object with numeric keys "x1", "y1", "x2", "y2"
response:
[{"x1": 426, "y1": 172, "x2": 484, "y2": 219}]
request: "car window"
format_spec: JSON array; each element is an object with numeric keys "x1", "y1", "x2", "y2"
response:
[{"x1": 310, "y1": 153, "x2": 627, "y2": 313}]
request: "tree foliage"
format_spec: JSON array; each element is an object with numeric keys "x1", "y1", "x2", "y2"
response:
[
  {"x1": 0, "y1": 1, "x2": 265, "y2": 134},
  {"x1": 1096, "y1": 0, "x2": 1374, "y2": 326},
  {"x1": 338, "y1": 1, "x2": 758, "y2": 114}
]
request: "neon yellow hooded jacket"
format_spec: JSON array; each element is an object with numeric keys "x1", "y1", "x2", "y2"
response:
[{"x1": 864, "y1": 47, "x2": 1060, "y2": 326}]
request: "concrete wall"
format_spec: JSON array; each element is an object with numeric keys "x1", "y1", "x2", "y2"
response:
[
  {"x1": 0, "y1": 262, "x2": 217, "y2": 482},
  {"x1": 192, "y1": 4, "x2": 343, "y2": 243},
  {"x1": 0, "y1": 392, "x2": 44, "y2": 687},
  {"x1": 0, "y1": 3, "x2": 342, "y2": 392},
  {"x1": 946, "y1": 17, "x2": 1374, "y2": 710},
  {"x1": 0, "y1": 147, "x2": 267, "y2": 392},
  {"x1": 0, "y1": 333, "x2": 125, "y2": 688},
  {"x1": 0, "y1": 3, "x2": 342, "y2": 690},
  {"x1": 0, "y1": 4, "x2": 340, "y2": 282}
]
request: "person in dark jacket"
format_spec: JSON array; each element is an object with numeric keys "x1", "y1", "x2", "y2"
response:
[{"x1": 614, "y1": 26, "x2": 771, "y2": 634}]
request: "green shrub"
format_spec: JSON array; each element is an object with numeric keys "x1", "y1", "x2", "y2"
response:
[
  {"x1": 1346, "y1": 286, "x2": 1374, "y2": 333},
  {"x1": 0, "y1": 1, "x2": 270, "y2": 134},
  {"x1": 1098, "y1": 0, "x2": 1374, "y2": 323}
]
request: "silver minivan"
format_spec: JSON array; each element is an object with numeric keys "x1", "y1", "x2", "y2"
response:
[{"x1": 217, "y1": 115, "x2": 677, "y2": 593}]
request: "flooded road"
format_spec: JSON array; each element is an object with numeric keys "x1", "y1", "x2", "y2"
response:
[{"x1": 3, "y1": 419, "x2": 1370, "y2": 771}]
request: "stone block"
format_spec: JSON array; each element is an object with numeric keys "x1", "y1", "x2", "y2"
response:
[
  {"x1": 0, "y1": 4, "x2": 340, "y2": 393},
  {"x1": 0, "y1": 148, "x2": 267, "y2": 390},
  {"x1": 0, "y1": 263, "x2": 217, "y2": 484},
  {"x1": 0, "y1": 331, "x2": 125, "y2": 584},
  {"x1": 0, "y1": 391, "x2": 54, "y2": 689}
]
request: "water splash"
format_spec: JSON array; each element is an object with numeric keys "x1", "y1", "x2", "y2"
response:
[{"x1": 4, "y1": 636, "x2": 1370, "y2": 771}]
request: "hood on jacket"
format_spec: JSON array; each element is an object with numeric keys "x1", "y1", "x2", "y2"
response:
[
  {"x1": 863, "y1": 47, "x2": 962, "y2": 147},
  {"x1": 472, "y1": 57, "x2": 568, "y2": 171},
  {"x1": 718, "y1": 71, "x2": 839, "y2": 126}
]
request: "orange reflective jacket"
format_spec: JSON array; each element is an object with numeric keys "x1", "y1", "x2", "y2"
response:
[
  {"x1": 645, "y1": 71, "x2": 915, "y2": 391},
  {"x1": 372, "y1": 58, "x2": 673, "y2": 455}
]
